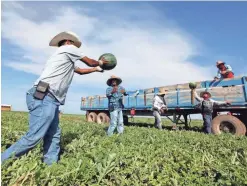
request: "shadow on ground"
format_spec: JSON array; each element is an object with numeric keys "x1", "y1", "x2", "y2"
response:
[{"x1": 125, "y1": 122, "x2": 203, "y2": 133}]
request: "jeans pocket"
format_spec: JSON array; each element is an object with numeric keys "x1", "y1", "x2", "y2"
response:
[
  {"x1": 26, "y1": 89, "x2": 43, "y2": 117},
  {"x1": 30, "y1": 103, "x2": 43, "y2": 117},
  {"x1": 26, "y1": 92, "x2": 35, "y2": 111}
]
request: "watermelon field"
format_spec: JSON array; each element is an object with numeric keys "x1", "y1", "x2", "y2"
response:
[{"x1": 1, "y1": 111, "x2": 247, "y2": 186}]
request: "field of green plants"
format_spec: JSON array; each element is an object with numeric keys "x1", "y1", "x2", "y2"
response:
[{"x1": 1, "y1": 111, "x2": 247, "y2": 186}]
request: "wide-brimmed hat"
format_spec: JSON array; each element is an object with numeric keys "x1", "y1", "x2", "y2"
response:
[
  {"x1": 216, "y1": 60, "x2": 225, "y2": 67},
  {"x1": 49, "y1": 31, "x2": 82, "y2": 48},
  {"x1": 158, "y1": 88, "x2": 167, "y2": 95},
  {"x1": 200, "y1": 91, "x2": 212, "y2": 98},
  {"x1": 107, "y1": 75, "x2": 122, "y2": 86}
]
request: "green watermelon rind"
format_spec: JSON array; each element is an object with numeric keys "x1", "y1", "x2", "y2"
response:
[
  {"x1": 98, "y1": 53, "x2": 117, "y2": 70},
  {"x1": 189, "y1": 82, "x2": 197, "y2": 89}
]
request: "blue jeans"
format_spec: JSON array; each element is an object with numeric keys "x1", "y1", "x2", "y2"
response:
[
  {"x1": 203, "y1": 114, "x2": 212, "y2": 134},
  {"x1": 1, "y1": 87, "x2": 61, "y2": 165},
  {"x1": 107, "y1": 109, "x2": 124, "y2": 136}
]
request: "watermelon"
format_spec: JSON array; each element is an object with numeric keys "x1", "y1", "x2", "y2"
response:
[
  {"x1": 98, "y1": 53, "x2": 117, "y2": 70},
  {"x1": 189, "y1": 82, "x2": 197, "y2": 89}
]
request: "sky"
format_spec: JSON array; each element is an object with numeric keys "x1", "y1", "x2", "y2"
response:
[{"x1": 1, "y1": 1, "x2": 247, "y2": 115}]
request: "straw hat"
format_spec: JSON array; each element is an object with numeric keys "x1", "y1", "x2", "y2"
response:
[
  {"x1": 158, "y1": 88, "x2": 167, "y2": 95},
  {"x1": 216, "y1": 60, "x2": 225, "y2": 67},
  {"x1": 49, "y1": 31, "x2": 82, "y2": 48},
  {"x1": 106, "y1": 75, "x2": 122, "y2": 86},
  {"x1": 200, "y1": 91, "x2": 212, "y2": 98}
]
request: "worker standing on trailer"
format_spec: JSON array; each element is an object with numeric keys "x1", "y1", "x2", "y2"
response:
[
  {"x1": 214, "y1": 60, "x2": 234, "y2": 80},
  {"x1": 152, "y1": 89, "x2": 172, "y2": 130},
  {"x1": 193, "y1": 90, "x2": 231, "y2": 134},
  {"x1": 106, "y1": 76, "x2": 127, "y2": 136},
  {"x1": 1, "y1": 31, "x2": 109, "y2": 165}
]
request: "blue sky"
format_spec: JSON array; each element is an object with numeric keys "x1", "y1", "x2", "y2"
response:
[{"x1": 1, "y1": 1, "x2": 247, "y2": 114}]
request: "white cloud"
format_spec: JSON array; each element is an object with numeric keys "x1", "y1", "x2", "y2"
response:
[{"x1": 2, "y1": 2, "x2": 216, "y2": 114}]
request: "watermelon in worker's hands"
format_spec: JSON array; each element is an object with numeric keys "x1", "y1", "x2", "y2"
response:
[
  {"x1": 189, "y1": 82, "x2": 197, "y2": 89},
  {"x1": 99, "y1": 53, "x2": 117, "y2": 70}
]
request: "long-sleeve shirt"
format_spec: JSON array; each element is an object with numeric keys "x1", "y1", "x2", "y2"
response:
[
  {"x1": 106, "y1": 86, "x2": 125, "y2": 111},
  {"x1": 152, "y1": 95, "x2": 167, "y2": 112},
  {"x1": 194, "y1": 91, "x2": 227, "y2": 114},
  {"x1": 215, "y1": 64, "x2": 233, "y2": 79}
]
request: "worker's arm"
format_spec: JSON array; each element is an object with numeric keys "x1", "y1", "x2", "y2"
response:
[
  {"x1": 220, "y1": 65, "x2": 233, "y2": 75},
  {"x1": 194, "y1": 91, "x2": 203, "y2": 102},
  {"x1": 80, "y1": 56, "x2": 108, "y2": 67},
  {"x1": 225, "y1": 65, "x2": 233, "y2": 72},
  {"x1": 153, "y1": 96, "x2": 162, "y2": 111},
  {"x1": 74, "y1": 66, "x2": 103, "y2": 75},
  {"x1": 215, "y1": 69, "x2": 221, "y2": 80},
  {"x1": 210, "y1": 99, "x2": 231, "y2": 106},
  {"x1": 106, "y1": 87, "x2": 119, "y2": 98},
  {"x1": 65, "y1": 46, "x2": 109, "y2": 67},
  {"x1": 160, "y1": 101, "x2": 168, "y2": 112},
  {"x1": 119, "y1": 86, "x2": 128, "y2": 96}
]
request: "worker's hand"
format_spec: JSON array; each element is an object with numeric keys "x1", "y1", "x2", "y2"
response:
[
  {"x1": 98, "y1": 57, "x2": 109, "y2": 66},
  {"x1": 94, "y1": 66, "x2": 104, "y2": 72},
  {"x1": 220, "y1": 71, "x2": 227, "y2": 75},
  {"x1": 112, "y1": 86, "x2": 118, "y2": 93},
  {"x1": 214, "y1": 77, "x2": 219, "y2": 81},
  {"x1": 226, "y1": 101, "x2": 231, "y2": 105},
  {"x1": 162, "y1": 108, "x2": 168, "y2": 112}
]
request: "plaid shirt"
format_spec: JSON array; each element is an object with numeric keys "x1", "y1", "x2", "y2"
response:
[{"x1": 106, "y1": 86, "x2": 125, "y2": 111}]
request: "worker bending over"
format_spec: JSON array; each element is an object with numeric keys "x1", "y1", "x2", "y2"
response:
[
  {"x1": 214, "y1": 60, "x2": 234, "y2": 80},
  {"x1": 152, "y1": 89, "x2": 170, "y2": 130}
]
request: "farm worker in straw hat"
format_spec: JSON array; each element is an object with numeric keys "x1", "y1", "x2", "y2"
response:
[
  {"x1": 152, "y1": 89, "x2": 174, "y2": 130},
  {"x1": 214, "y1": 60, "x2": 234, "y2": 80},
  {"x1": 1, "y1": 31, "x2": 110, "y2": 165},
  {"x1": 193, "y1": 89, "x2": 231, "y2": 134},
  {"x1": 106, "y1": 75, "x2": 127, "y2": 136}
]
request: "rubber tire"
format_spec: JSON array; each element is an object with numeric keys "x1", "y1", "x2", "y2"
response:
[
  {"x1": 87, "y1": 112, "x2": 97, "y2": 123},
  {"x1": 97, "y1": 113, "x2": 108, "y2": 124},
  {"x1": 212, "y1": 115, "x2": 246, "y2": 136},
  {"x1": 105, "y1": 114, "x2": 110, "y2": 124}
]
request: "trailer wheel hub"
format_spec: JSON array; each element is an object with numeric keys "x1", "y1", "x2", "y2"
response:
[{"x1": 219, "y1": 121, "x2": 236, "y2": 134}]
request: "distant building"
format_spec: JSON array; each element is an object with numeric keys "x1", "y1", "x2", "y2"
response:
[{"x1": 1, "y1": 104, "x2": 12, "y2": 111}]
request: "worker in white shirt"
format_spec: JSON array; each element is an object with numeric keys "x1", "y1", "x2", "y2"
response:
[{"x1": 152, "y1": 89, "x2": 168, "y2": 130}]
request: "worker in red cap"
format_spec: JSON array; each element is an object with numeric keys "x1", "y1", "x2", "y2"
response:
[{"x1": 214, "y1": 60, "x2": 234, "y2": 80}]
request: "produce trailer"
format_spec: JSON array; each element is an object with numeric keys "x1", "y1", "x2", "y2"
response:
[{"x1": 81, "y1": 76, "x2": 247, "y2": 136}]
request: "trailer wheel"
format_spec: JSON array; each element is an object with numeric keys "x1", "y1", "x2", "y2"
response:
[
  {"x1": 105, "y1": 114, "x2": 110, "y2": 124},
  {"x1": 97, "y1": 113, "x2": 108, "y2": 124},
  {"x1": 87, "y1": 112, "x2": 97, "y2": 123},
  {"x1": 212, "y1": 115, "x2": 246, "y2": 136}
]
